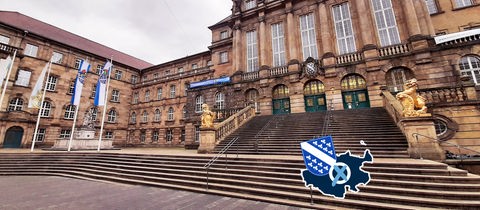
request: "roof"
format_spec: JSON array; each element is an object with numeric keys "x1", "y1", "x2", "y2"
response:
[
  {"x1": 0, "y1": 11, "x2": 153, "y2": 69},
  {"x1": 208, "y1": 15, "x2": 232, "y2": 29}
]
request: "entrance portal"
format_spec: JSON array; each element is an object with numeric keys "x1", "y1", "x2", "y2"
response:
[
  {"x1": 304, "y1": 80, "x2": 327, "y2": 112},
  {"x1": 340, "y1": 74, "x2": 370, "y2": 109},
  {"x1": 272, "y1": 84, "x2": 291, "y2": 115},
  {"x1": 3, "y1": 126, "x2": 23, "y2": 148}
]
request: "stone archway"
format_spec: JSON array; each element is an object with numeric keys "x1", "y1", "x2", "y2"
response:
[{"x1": 3, "y1": 126, "x2": 24, "y2": 148}]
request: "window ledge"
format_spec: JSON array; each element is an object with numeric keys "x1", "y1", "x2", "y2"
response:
[{"x1": 452, "y1": 4, "x2": 479, "y2": 11}]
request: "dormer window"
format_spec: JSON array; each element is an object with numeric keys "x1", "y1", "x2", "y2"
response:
[{"x1": 245, "y1": 0, "x2": 256, "y2": 10}]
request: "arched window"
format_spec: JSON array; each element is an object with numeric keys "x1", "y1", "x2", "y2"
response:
[
  {"x1": 107, "y1": 109, "x2": 117, "y2": 123},
  {"x1": 459, "y1": 55, "x2": 480, "y2": 85},
  {"x1": 304, "y1": 80, "x2": 325, "y2": 95},
  {"x1": 130, "y1": 112, "x2": 136, "y2": 123},
  {"x1": 40, "y1": 101, "x2": 51, "y2": 117},
  {"x1": 215, "y1": 92, "x2": 225, "y2": 109},
  {"x1": 341, "y1": 74, "x2": 366, "y2": 91},
  {"x1": 8, "y1": 98, "x2": 23, "y2": 111},
  {"x1": 246, "y1": 88, "x2": 260, "y2": 112},
  {"x1": 167, "y1": 107, "x2": 174, "y2": 121},
  {"x1": 272, "y1": 84, "x2": 289, "y2": 99},
  {"x1": 64, "y1": 104, "x2": 76, "y2": 119},
  {"x1": 154, "y1": 109, "x2": 161, "y2": 122},
  {"x1": 142, "y1": 111, "x2": 148, "y2": 123},
  {"x1": 386, "y1": 67, "x2": 414, "y2": 92},
  {"x1": 195, "y1": 95, "x2": 203, "y2": 113}
]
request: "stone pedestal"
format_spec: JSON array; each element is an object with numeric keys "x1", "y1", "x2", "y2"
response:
[
  {"x1": 197, "y1": 128, "x2": 216, "y2": 154},
  {"x1": 399, "y1": 117, "x2": 445, "y2": 161},
  {"x1": 52, "y1": 128, "x2": 114, "y2": 150}
]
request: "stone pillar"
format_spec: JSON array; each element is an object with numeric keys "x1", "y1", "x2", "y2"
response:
[
  {"x1": 258, "y1": 14, "x2": 268, "y2": 66},
  {"x1": 413, "y1": 0, "x2": 435, "y2": 36},
  {"x1": 286, "y1": 3, "x2": 298, "y2": 62},
  {"x1": 399, "y1": 117, "x2": 446, "y2": 161},
  {"x1": 355, "y1": 0, "x2": 376, "y2": 47},
  {"x1": 318, "y1": 2, "x2": 333, "y2": 55},
  {"x1": 197, "y1": 127, "x2": 216, "y2": 154},
  {"x1": 402, "y1": 0, "x2": 421, "y2": 37},
  {"x1": 290, "y1": 93, "x2": 306, "y2": 114},
  {"x1": 233, "y1": 23, "x2": 242, "y2": 71}
]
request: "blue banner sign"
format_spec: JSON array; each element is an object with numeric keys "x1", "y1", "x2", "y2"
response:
[{"x1": 189, "y1": 77, "x2": 230, "y2": 88}]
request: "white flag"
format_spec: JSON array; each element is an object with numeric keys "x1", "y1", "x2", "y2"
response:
[
  {"x1": 0, "y1": 56, "x2": 12, "y2": 88},
  {"x1": 94, "y1": 61, "x2": 112, "y2": 106},
  {"x1": 28, "y1": 62, "x2": 48, "y2": 108},
  {"x1": 71, "y1": 60, "x2": 90, "y2": 105}
]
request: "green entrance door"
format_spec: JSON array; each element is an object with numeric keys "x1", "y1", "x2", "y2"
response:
[
  {"x1": 304, "y1": 94, "x2": 327, "y2": 112},
  {"x1": 272, "y1": 98, "x2": 291, "y2": 115},
  {"x1": 342, "y1": 90, "x2": 370, "y2": 109},
  {"x1": 3, "y1": 126, "x2": 23, "y2": 148}
]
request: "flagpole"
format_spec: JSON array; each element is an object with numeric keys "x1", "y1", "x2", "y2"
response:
[
  {"x1": 67, "y1": 103, "x2": 80, "y2": 152},
  {"x1": 0, "y1": 49, "x2": 17, "y2": 111},
  {"x1": 31, "y1": 58, "x2": 52, "y2": 152},
  {"x1": 97, "y1": 58, "x2": 113, "y2": 152}
]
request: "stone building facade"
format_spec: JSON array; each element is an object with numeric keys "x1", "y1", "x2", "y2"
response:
[{"x1": 1, "y1": 1, "x2": 480, "y2": 152}]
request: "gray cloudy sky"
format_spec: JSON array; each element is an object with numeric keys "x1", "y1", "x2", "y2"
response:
[{"x1": 0, "y1": 0, "x2": 232, "y2": 64}]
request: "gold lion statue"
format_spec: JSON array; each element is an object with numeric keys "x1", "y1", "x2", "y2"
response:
[
  {"x1": 395, "y1": 78, "x2": 427, "y2": 117},
  {"x1": 201, "y1": 104, "x2": 215, "y2": 128}
]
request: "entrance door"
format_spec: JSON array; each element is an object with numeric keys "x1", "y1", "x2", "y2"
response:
[
  {"x1": 342, "y1": 90, "x2": 370, "y2": 109},
  {"x1": 3, "y1": 126, "x2": 23, "y2": 148},
  {"x1": 272, "y1": 98, "x2": 291, "y2": 115},
  {"x1": 305, "y1": 94, "x2": 327, "y2": 112}
]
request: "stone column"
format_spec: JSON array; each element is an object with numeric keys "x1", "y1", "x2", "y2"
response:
[
  {"x1": 318, "y1": 2, "x2": 333, "y2": 55},
  {"x1": 197, "y1": 127, "x2": 216, "y2": 154},
  {"x1": 286, "y1": 4, "x2": 298, "y2": 62},
  {"x1": 399, "y1": 117, "x2": 446, "y2": 161},
  {"x1": 259, "y1": 14, "x2": 268, "y2": 67},
  {"x1": 354, "y1": 0, "x2": 376, "y2": 47},
  {"x1": 413, "y1": 0, "x2": 435, "y2": 36},
  {"x1": 402, "y1": 0, "x2": 421, "y2": 37},
  {"x1": 233, "y1": 22, "x2": 242, "y2": 71}
]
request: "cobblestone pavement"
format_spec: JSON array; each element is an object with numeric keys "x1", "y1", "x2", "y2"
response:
[{"x1": 0, "y1": 176, "x2": 309, "y2": 210}]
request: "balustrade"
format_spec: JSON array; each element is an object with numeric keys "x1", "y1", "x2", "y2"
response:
[
  {"x1": 214, "y1": 105, "x2": 255, "y2": 141},
  {"x1": 269, "y1": 66, "x2": 288, "y2": 76},
  {"x1": 242, "y1": 71, "x2": 259, "y2": 81},
  {"x1": 336, "y1": 52, "x2": 363, "y2": 64},
  {"x1": 418, "y1": 87, "x2": 468, "y2": 104},
  {"x1": 378, "y1": 43, "x2": 410, "y2": 57}
]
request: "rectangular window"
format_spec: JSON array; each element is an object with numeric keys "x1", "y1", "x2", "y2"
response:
[
  {"x1": 184, "y1": 83, "x2": 188, "y2": 96},
  {"x1": 245, "y1": 0, "x2": 256, "y2": 10},
  {"x1": 142, "y1": 75, "x2": 147, "y2": 82},
  {"x1": 153, "y1": 73, "x2": 158, "y2": 80},
  {"x1": 131, "y1": 75, "x2": 138, "y2": 84},
  {"x1": 157, "y1": 88, "x2": 163, "y2": 100},
  {"x1": 332, "y1": 3, "x2": 357, "y2": 55},
  {"x1": 170, "y1": 85, "x2": 176, "y2": 98},
  {"x1": 371, "y1": 0, "x2": 401, "y2": 46},
  {"x1": 220, "y1": 31, "x2": 229, "y2": 39},
  {"x1": 35, "y1": 128, "x2": 46, "y2": 142},
  {"x1": 70, "y1": 81, "x2": 76, "y2": 95},
  {"x1": 166, "y1": 129, "x2": 173, "y2": 142},
  {"x1": 178, "y1": 67, "x2": 184, "y2": 73},
  {"x1": 195, "y1": 126, "x2": 200, "y2": 143},
  {"x1": 74, "y1": 58, "x2": 83, "y2": 69},
  {"x1": 246, "y1": 30, "x2": 259, "y2": 72},
  {"x1": 96, "y1": 64, "x2": 103, "y2": 74},
  {"x1": 145, "y1": 90, "x2": 150, "y2": 102},
  {"x1": 152, "y1": 130, "x2": 159, "y2": 142},
  {"x1": 140, "y1": 131, "x2": 146, "y2": 143},
  {"x1": 52, "y1": 52, "x2": 63, "y2": 64},
  {"x1": 455, "y1": 0, "x2": 473, "y2": 8},
  {"x1": 114, "y1": 70, "x2": 123, "y2": 80},
  {"x1": 165, "y1": 70, "x2": 170, "y2": 76},
  {"x1": 24, "y1": 44, "x2": 39, "y2": 57},
  {"x1": 59, "y1": 129, "x2": 71, "y2": 139},
  {"x1": 192, "y1": 63, "x2": 198, "y2": 69},
  {"x1": 0, "y1": 35, "x2": 9, "y2": 44},
  {"x1": 220, "y1": 51, "x2": 228, "y2": 63},
  {"x1": 424, "y1": 0, "x2": 438, "y2": 14},
  {"x1": 90, "y1": 84, "x2": 96, "y2": 98},
  {"x1": 181, "y1": 129, "x2": 185, "y2": 142},
  {"x1": 105, "y1": 131, "x2": 113, "y2": 139},
  {"x1": 133, "y1": 92, "x2": 139, "y2": 104},
  {"x1": 15, "y1": 69, "x2": 31, "y2": 87},
  {"x1": 299, "y1": 13, "x2": 318, "y2": 60},
  {"x1": 46, "y1": 76, "x2": 57, "y2": 91},
  {"x1": 111, "y1": 89, "x2": 120, "y2": 102},
  {"x1": 207, "y1": 60, "x2": 212, "y2": 66},
  {"x1": 271, "y1": 23, "x2": 286, "y2": 67}
]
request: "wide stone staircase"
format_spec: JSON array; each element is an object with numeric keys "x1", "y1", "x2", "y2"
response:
[
  {"x1": 215, "y1": 107, "x2": 409, "y2": 158},
  {"x1": 1, "y1": 152, "x2": 480, "y2": 209}
]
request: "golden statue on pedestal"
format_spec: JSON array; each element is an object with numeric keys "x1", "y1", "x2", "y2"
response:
[
  {"x1": 201, "y1": 104, "x2": 215, "y2": 128},
  {"x1": 396, "y1": 78, "x2": 428, "y2": 117}
]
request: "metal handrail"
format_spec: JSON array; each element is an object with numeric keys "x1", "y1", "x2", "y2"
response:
[
  {"x1": 203, "y1": 136, "x2": 239, "y2": 190},
  {"x1": 412, "y1": 133, "x2": 480, "y2": 160},
  {"x1": 254, "y1": 115, "x2": 279, "y2": 152}
]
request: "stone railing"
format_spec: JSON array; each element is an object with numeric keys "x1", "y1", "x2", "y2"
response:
[
  {"x1": 270, "y1": 65, "x2": 288, "y2": 76},
  {"x1": 134, "y1": 67, "x2": 211, "y2": 87},
  {"x1": 213, "y1": 108, "x2": 242, "y2": 121},
  {"x1": 418, "y1": 87, "x2": 471, "y2": 104},
  {"x1": 336, "y1": 52, "x2": 363, "y2": 65},
  {"x1": 242, "y1": 71, "x2": 259, "y2": 81},
  {"x1": 214, "y1": 105, "x2": 256, "y2": 142},
  {"x1": 381, "y1": 90, "x2": 404, "y2": 124},
  {"x1": 0, "y1": 43, "x2": 19, "y2": 54},
  {"x1": 378, "y1": 43, "x2": 410, "y2": 57}
]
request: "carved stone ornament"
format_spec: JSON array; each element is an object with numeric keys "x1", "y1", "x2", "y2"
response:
[
  {"x1": 302, "y1": 57, "x2": 320, "y2": 79},
  {"x1": 395, "y1": 78, "x2": 428, "y2": 117}
]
